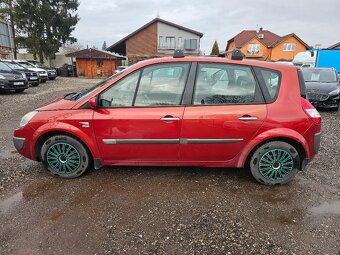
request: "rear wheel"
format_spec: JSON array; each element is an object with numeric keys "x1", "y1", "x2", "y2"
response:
[
  {"x1": 41, "y1": 135, "x2": 91, "y2": 178},
  {"x1": 249, "y1": 141, "x2": 300, "y2": 185}
]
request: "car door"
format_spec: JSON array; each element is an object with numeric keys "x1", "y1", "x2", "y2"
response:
[
  {"x1": 93, "y1": 62, "x2": 191, "y2": 163},
  {"x1": 180, "y1": 62, "x2": 267, "y2": 162}
]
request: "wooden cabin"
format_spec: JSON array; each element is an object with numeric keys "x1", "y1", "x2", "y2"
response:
[{"x1": 66, "y1": 48, "x2": 126, "y2": 78}]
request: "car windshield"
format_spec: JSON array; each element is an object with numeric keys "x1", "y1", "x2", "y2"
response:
[
  {"x1": 302, "y1": 69, "x2": 337, "y2": 83},
  {"x1": 34, "y1": 62, "x2": 48, "y2": 69},
  {"x1": 64, "y1": 72, "x2": 125, "y2": 101},
  {"x1": 18, "y1": 62, "x2": 35, "y2": 68},
  {"x1": 0, "y1": 62, "x2": 13, "y2": 71},
  {"x1": 4, "y1": 62, "x2": 26, "y2": 70}
]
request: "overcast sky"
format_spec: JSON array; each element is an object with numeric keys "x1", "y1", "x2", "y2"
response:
[{"x1": 73, "y1": 0, "x2": 340, "y2": 54}]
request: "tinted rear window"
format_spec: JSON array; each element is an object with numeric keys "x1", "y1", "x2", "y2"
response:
[{"x1": 253, "y1": 67, "x2": 281, "y2": 103}]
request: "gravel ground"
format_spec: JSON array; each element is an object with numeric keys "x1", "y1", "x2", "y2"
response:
[{"x1": 0, "y1": 77, "x2": 339, "y2": 255}]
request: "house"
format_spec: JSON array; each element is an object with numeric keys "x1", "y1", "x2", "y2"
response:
[
  {"x1": 66, "y1": 48, "x2": 125, "y2": 78},
  {"x1": 107, "y1": 18, "x2": 203, "y2": 64},
  {"x1": 327, "y1": 42, "x2": 340, "y2": 49},
  {"x1": 0, "y1": 19, "x2": 14, "y2": 59},
  {"x1": 226, "y1": 28, "x2": 310, "y2": 61}
]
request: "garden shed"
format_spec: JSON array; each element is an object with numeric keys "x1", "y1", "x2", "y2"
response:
[{"x1": 66, "y1": 48, "x2": 125, "y2": 78}]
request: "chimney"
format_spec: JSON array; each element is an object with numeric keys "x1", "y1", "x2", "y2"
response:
[{"x1": 259, "y1": 27, "x2": 263, "y2": 32}]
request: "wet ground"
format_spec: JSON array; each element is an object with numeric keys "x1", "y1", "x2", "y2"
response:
[{"x1": 0, "y1": 77, "x2": 339, "y2": 255}]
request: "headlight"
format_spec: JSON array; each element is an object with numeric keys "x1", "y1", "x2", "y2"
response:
[
  {"x1": 0, "y1": 74, "x2": 6, "y2": 79},
  {"x1": 19, "y1": 111, "x2": 38, "y2": 127},
  {"x1": 329, "y1": 88, "x2": 340, "y2": 96}
]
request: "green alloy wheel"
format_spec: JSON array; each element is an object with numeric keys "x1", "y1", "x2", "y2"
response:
[
  {"x1": 250, "y1": 141, "x2": 300, "y2": 185},
  {"x1": 41, "y1": 135, "x2": 91, "y2": 178}
]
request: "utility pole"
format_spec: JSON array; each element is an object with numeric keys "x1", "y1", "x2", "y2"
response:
[{"x1": 8, "y1": 0, "x2": 16, "y2": 59}]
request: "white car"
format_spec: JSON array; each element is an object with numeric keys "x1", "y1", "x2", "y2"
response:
[{"x1": 13, "y1": 60, "x2": 48, "y2": 83}]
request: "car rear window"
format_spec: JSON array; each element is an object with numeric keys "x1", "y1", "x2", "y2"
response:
[{"x1": 253, "y1": 67, "x2": 281, "y2": 103}]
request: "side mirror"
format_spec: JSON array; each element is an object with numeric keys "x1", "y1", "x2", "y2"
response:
[{"x1": 89, "y1": 97, "x2": 97, "y2": 109}]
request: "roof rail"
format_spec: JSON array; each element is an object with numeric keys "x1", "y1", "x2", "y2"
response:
[
  {"x1": 173, "y1": 50, "x2": 185, "y2": 58},
  {"x1": 219, "y1": 49, "x2": 243, "y2": 60}
]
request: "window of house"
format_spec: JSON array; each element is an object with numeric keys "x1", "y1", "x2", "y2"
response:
[
  {"x1": 165, "y1": 37, "x2": 175, "y2": 49},
  {"x1": 159, "y1": 36, "x2": 164, "y2": 48},
  {"x1": 97, "y1": 60, "x2": 104, "y2": 67},
  {"x1": 283, "y1": 43, "x2": 296, "y2": 51},
  {"x1": 177, "y1": 37, "x2": 183, "y2": 49},
  {"x1": 247, "y1": 44, "x2": 260, "y2": 53},
  {"x1": 184, "y1": 39, "x2": 197, "y2": 50},
  {"x1": 134, "y1": 63, "x2": 190, "y2": 106},
  {"x1": 193, "y1": 63, "x2": 264, "y2": 105}
]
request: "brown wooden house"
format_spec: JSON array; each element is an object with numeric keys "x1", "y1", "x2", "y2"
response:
[{"x1": 66, "y1": 48, "x2": 126, "y2": 78}]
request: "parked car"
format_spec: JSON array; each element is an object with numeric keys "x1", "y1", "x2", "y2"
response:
[
  {"x1": 13, "y1": 60, "x2": 48, "y2": 82},
  {"x1": 0, "y1": 61, "x2": 28, "y2": 93},
  {"x1": 27, "y1": 60, "x2": 57, "y2": 80},
  {"x1": 13, "y1": 50, "x2": 322, "y2": 185},
  {"x1": 1, "y1": 60, "x2": 40, "y2": 86},
  {"x1": 301, "y1": 68, "x2": 340, "y2": 111},
  {"x1": 114, "y1": 65, "x2": 128, "y2": 74}
]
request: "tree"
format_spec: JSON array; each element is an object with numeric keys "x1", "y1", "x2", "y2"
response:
[
  {"x1": 210, "y1": 40, "x2": 220, "y2": 56},
  {"x1": 102, "y1": 41, "x2": 107, "y2": 51},
  {"x1": 14, "y1": 0, "x2": 79, "y2": 62}
]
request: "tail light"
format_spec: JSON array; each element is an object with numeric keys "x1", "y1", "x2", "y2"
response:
[{"x1": 301, "y1": 98, "x2": 321, "y2": 124}]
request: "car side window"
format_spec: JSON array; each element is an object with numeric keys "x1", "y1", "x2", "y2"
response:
[
  {"x1": 134, "y1": 63, "x2": 190, "y2": 106},
  {"x1": 193, "y1": 63, "x2": 263, "y2": 105},
  {"x1": 99, "y1": 71, "x2": 140, "y2": 108},
  {"x1": 259, "y1": 69, "x2": 280, "y2": 99}
]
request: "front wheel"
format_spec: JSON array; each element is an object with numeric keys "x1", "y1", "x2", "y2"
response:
[
  {"x1": 41, "y1": 135, "x2": 91, "y2": 178},
  {"x1": 249, "y1": 141, "x2": 300, "y2": 185},
  {"x1": 15, "y1": 89, "x2": 25, "y2": 93}
]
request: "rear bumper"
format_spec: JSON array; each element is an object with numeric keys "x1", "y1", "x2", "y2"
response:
[{"x1": 314, "y1": 132, "x2": 321, "y2": 154}]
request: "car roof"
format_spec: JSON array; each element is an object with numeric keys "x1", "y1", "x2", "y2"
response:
[{"x1": 128, "y1": 56, "x2": 298, "y2": 73}]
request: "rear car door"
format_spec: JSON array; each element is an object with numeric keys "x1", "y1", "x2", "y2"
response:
[
  {"x1": 93, "y1": 62, "x2": 191, "y2": 163},
  {"x1": 180, "y1": 62, "x2": 267, "y2": 162}
]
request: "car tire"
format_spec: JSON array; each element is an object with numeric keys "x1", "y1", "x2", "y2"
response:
[
  {"x1": 15, "y1": 89, "x2": 25, "y2": 93},
  {"x1": 41, "y1": 135, "x2": 91, "y2": 178},
  {"x1": 31, "y1": 83, "x2": 39, "y2": 87},
  {"x1": 41, "y1": 79, "x2": 46, "y2": 83},
  {"x1": 49, "y1": 77, "x2": 56, "y2": 80},
  {"x1": 249, "y1": 141, "x2": 300, "y2": 185}
]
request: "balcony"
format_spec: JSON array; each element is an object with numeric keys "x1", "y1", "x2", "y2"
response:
[{"x1": 245, "y1": 50, "x2": 264, "y2": 58}]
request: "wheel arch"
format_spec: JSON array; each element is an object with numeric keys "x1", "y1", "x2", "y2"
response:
[
  {"x1": 34, "y1": 131, "x2": 93, "y2": 162},
  {"x1": 244, "y1": 137, "x2": 307, "y2": 171}
]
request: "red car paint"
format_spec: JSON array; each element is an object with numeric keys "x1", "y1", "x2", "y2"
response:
[{"x1": 13, "y1": 56, "x2": 321, "y2": 172}]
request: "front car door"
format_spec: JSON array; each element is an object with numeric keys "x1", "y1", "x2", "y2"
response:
[
  {"x1": 180, "y1": 62, "x2": 267, "y2": 163},
  {"x1": 93, "y1": 62, "x2": 191, "y2": 163}
]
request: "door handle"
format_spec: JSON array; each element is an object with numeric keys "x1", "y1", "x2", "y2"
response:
[
  {"x1": 238, "y1": 116, "x2": 258, "y2": 121},
  {"x1": 160, "y1": 116, "x2": 180, "y2": 121}
]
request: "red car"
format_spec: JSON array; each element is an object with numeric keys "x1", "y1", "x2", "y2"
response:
[{"x1": 13, "y1": 50, "x2": 321, "y2": 185}]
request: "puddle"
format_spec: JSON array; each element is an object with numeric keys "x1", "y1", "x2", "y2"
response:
[
  {"x1": 0, "y1": 191, "x2": 23, "y2": 214},
  {"x1": 310, "y1": 201, "x2": 340, "y2": 216}
]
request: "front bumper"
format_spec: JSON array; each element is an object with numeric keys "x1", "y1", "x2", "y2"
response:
[
  {"x1": 13, "y1": 137, "x2": 26, "y2": 150},
  {"x1": 0, "y1": 80, "x2": 29, "y2": 91},
  {"x1": 48, "y1": 71, "x2": 57, "y2": 78}
]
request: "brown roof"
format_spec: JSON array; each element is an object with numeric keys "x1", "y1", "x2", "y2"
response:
[
  {"x1": 327, "y1": 42, "x2": 340, "y2": 49},
  {"x1": 107, "y1": 18, "x2": 203, "y2": 52},
  {"x1": 269, "y1": 33, "x2": 310, "y2": 48},
  {"x1": 227, "y1": 30, "x2": 310, "y2": 50},
  {"x1": 66, "y1": 48, "x2": 125, "y2": 59},
  {"x1": 228, "y1": 30, "x2": 281, "y2": 48}
]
